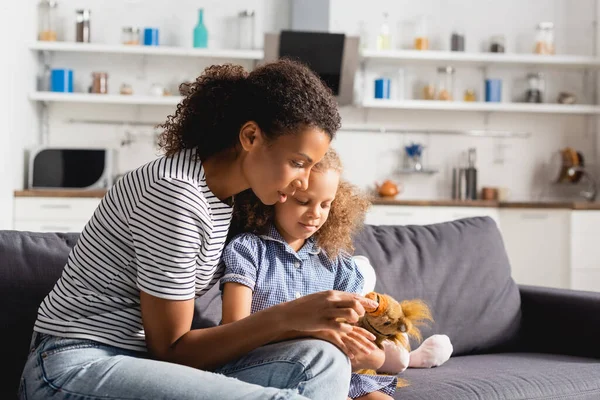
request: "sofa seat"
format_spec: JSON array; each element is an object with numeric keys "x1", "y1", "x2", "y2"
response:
[{"x1": 396, "y1": 353, "x2": 600, "y2": 400}]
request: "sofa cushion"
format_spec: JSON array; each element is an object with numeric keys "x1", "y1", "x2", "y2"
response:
[
  {"x1": 353, "y1": 217, "x2": 521, "y2": 356},
  {"x1": 0, "y1": 230, "x2": 79, "y2": 399},
  {"x1": 396, "y1": 353, "x2": 600, "y2": 400}
]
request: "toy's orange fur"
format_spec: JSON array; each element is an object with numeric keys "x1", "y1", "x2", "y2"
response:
[{"x1": 357, "y1": 292, "x2": 433, "y2": 388}]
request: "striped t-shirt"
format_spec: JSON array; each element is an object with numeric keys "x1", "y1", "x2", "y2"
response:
[{"x1": 33, "y1": 149, "x2": 233, "y2": 352}]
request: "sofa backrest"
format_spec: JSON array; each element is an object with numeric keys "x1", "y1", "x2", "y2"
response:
[
  {"x1": 353, "y1": 216, "x2": 522, "y2": 356},
  {"x1": 0, "y1": 231, "x2": 79, "y2": 399}
]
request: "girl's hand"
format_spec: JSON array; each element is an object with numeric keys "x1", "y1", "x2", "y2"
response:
[
  {"x1": 311, "y1": 325, "x2": 378, "y2": 359},
  {"x1": 277, "y1": 290, "x2": 379, "y2": 333}
]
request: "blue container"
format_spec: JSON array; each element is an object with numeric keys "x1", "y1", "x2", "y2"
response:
[
  {"x1": 50, "y1": 69, "x2": 73, "y2": 93},
  {"x1": 143, "y1": 28, "x2": 159, "y2": 46},
  {"x1": 485, "y1": 79, "x2": 502, "y2": 102},
  {"x1": 374, "y1": 78, "x2": 391, "y2": 99}
]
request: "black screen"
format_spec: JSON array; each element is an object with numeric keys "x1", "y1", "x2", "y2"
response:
[
  {"x1": 278, "y1": 30, "x2": 345, "y2": 95},
  {"x1": 32, "y1": 149, "x2": 106, "y2": 188}
]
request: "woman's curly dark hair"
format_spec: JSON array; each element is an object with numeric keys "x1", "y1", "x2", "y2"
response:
[
  {"x1": 229, "y1": 149, "x2": 372, "y2": 258},
  {"x1": 158, "y1": 58, "x2": 341, "y2": 160}
]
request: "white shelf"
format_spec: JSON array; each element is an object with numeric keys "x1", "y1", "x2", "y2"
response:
[
  {"x1": 29, "y1": 92, "x2": 183, "y2": 106},
  {"x1": 29, "y1": 41, "x2": 264, "y2": 60},
  {"x1": 361, "y1": 49, "x2": 600, "y2": 69},
  {"x1": 397, "y1": 168, "x2": 440, "y2": 175},
  {"x1": 361, "y1": 99, "x2": 600, "y2": 115}
]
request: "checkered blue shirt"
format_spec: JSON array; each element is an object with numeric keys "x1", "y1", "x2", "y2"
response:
[{"x1": 220, "y1": 224, "x2": 364, "y2": 313}]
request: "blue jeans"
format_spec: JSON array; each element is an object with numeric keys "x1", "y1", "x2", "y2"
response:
[{"x1": 19, "y1": 333, "x2": 351, "y2": 400}]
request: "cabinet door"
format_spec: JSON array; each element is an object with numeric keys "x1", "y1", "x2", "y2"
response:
[
  {"x1": 365, "y1": 205, "x2": 435, "y2": 226},
  {"x1": 570, "y1": 211, "x2": 600, "y2": 291},
  {"x1": 433, "y1": 207, "x2": 500, "y2": 227},
  {"x1": 499, "y1": 209, "x2": 570, "y2": 289},
  {"x1": 14, "y1": 197, "x2": 101, "y2": 221},
  {"x1": 13, "y1": 220, "x2": 88, "y2": 233}
]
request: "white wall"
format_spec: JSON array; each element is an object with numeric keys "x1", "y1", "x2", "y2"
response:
[
  {"x1": 4, "y1": 0, "x2": 599, "y2": 229},
  {"x1": 329, "y1": 0, "x2": 598, "y2": 200},
  {"x1": 1, "y1": 1, "x2": 38, "y2": 229}
]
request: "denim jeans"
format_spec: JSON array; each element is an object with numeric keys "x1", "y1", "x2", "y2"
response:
[{"x1": 19, "y1": 332, "x2": 351, "y2": 400}]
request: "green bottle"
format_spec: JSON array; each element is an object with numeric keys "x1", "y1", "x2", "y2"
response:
[{"x1": 193, "y1": 8, "x2": 208, "y2": 48}]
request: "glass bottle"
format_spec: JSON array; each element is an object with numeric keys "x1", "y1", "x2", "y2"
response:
[
  {"x1": 91, "y1": 72, "x2": 108, "y2": 94},
  {"x1": 535, "y1": 22, "x2": 555, "y2": 55},
  {"x1": 436, "y1": 66, "x2": 455, "y2": 101},
  {"x1": 376, "y1": 12, "x2": 391, "y2": 50},
  {"x1": 121, "y1": 27, "x2": 140, "y2": 45},
  {"x1": 75, "y1": 9, "x2": 91, "y2": 43},
  {"x1": 414, "y1": 15, "x2": 429, "y2": 50},
  {"x1": 450, "y1": 30, "x2": 465, "y2": 51},
  {"x1": 525, "y1": 73, "x2": 544, "y2": 103},
  {"x1": 238, "y1": 10, "x2": 255, "y2": 50},
  {"x1": 489, "y1": 35, "x2": 505, "y2": 53},
  {"x1": 193, "y1": 8, "x2": 208, "y2": 48},
  {"x1": 38, "y1": 0, "x2": 58, "y2": 41}
]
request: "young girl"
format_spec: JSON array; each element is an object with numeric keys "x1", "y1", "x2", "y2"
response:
[
  {"x1": 19, "y1": 59, "x2": 379, "y2": 400},
  {"x1": 221, "y1": 149, "x2": 397, "y2": 400}
]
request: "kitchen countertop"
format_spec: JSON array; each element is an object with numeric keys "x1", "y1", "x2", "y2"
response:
[
  {"x1": 14, "y1": 189, "x2": 108, "y2": 198},
  {"x1": 371, "y1": 197, "x2": 600, "y2": 210},
  {"x1": 13, "y1": 190, "x2": 600, "y2": 210}
]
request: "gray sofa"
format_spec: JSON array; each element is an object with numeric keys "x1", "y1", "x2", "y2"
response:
[{"x1": 2, "y1": 217, "x2": 600, "y2": 399}]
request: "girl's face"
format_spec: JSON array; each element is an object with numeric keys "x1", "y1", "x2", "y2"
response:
[
  {"x1": 241, "y1": 124, "x2": 330, "y2": 205},
  {"x1": 273, "y1": 168, "x2": 340, "y2": 249}
]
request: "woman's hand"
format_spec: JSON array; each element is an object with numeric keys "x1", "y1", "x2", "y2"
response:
[
  {"x1": 311, "y1": 325, "x2": 379, "y2": 360},
  {"x1": 276, "y1": 290, "x2": 379, "y2": 333}
]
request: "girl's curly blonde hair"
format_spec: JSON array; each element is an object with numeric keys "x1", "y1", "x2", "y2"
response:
[{"x1": 229, "y1": 149, "x2": 372, "y2": 258}]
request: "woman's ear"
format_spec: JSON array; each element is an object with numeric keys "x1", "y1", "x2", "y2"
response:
[{"x1": 239, "y1": 121, "x2": 262, "y2": 151}]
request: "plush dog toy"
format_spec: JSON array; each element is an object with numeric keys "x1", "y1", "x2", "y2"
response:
[{"x1": 356, "y1": 291, "x2": 434, "y2": 387}]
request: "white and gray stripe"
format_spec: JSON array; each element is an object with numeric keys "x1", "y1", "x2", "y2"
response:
[{"x1": 34, "y1": 149, "x2": 233, "y2": 352}]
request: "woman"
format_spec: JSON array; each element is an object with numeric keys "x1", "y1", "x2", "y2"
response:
[{"x1": 19, "y1": 59, "x2": 379, "y2": 400}]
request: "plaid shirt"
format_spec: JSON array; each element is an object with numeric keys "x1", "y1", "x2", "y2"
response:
[
  {"x1": 220, "y1": 224, "x2": 364, "y2": 313},
  {"x1": 220, "y1": 224, "x2": 397, "y2": 399}
]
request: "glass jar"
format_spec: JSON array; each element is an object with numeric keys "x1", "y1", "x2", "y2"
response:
[
  {"x1": 535, "y1": 22, "x2": 555, "y2": 54},
  {"x1": 525, "y1": 72, "x2": 544, "y2": 103},
  {"x1": 238, "y1": 10, "x2": 255, "y2": 50},
  {"x1": 91, "y1": 72, "x2": 108, "y2": 94},
  {"x1": 121, "y1": 27, "x2": 140, "y2": 45},
  {"x1": 414, "y1": 15, "x2": 429, "y2": 50},
  {"x1": 422, "y1": 84, "x2": 436, "y2": 100},
  {"x1": 464, "y1": 89, "x2": 476, "y2": 102},
  {"x1": 450, "y1": 30, "x2": 465, "y2": 51},
  {"x1": 38, "y1": 0, "x2": 58, "y2": 41},
  {"x1": 436, "y1": 66, "x2": 455, "y2": 101},
  {"x1": 489, "y1": 35, "x2": 505, "y2": 53}
]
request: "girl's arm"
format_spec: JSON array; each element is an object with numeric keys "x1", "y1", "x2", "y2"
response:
[{"x1": 221, "y1": 282, "x2": 253, "y2": 324}]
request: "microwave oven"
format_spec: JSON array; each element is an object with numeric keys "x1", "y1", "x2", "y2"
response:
[{"x1": 28, "y1": 147, "x2": 115, "y2": 190}]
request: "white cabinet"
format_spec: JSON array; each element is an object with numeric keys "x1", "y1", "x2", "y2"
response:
[
  {"x1": 13, "y1": 197, "x2": 101, "y2": 233},
  {"x1": 365, "y1": 205, "x2": 437, "y2": 226},
  {"x1": 498, "y1": 209, "x2": 571, "y2": 289},
  {"x1": 433, "y1": 207, "x2": 500, "y2": 227},
  {"x1": 365, "y1": 205, "x2": 498, "y2": 227},
  {"x1": 570, "y1": 211, "x2": 600, "y2": 291}
]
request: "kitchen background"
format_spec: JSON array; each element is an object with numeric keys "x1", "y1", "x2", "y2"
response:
[{"x1": 1, "y1": 0, "x2": 600, "y2": 291}]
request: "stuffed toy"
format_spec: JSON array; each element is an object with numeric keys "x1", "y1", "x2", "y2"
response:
[{"x1": 353, "y1": 256, "x2": 454, "y2": 387}]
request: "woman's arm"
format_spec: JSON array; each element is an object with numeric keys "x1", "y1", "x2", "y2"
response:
[{"x1": 142, "y1": 289, "x2": 377, "y2": 371}]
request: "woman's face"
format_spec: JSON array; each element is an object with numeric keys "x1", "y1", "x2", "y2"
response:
[{"x1": 241, "y1": 125, "x2": 330, "y2": 205}]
